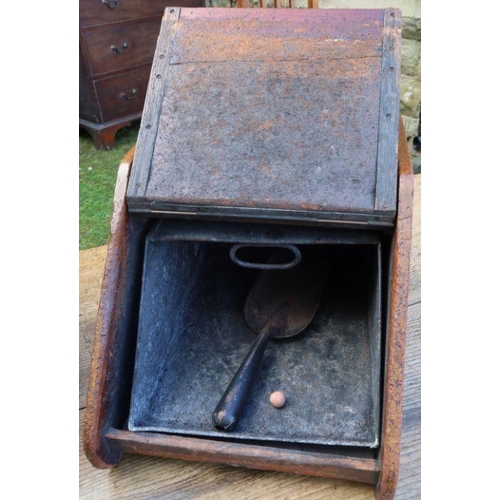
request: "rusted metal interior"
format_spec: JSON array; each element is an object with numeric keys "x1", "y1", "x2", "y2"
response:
[{"x1": 128, "y1": 220, "x2": 382, "y2": 448}]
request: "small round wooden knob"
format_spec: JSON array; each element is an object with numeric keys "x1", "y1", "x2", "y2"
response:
[{"x1": 270, "y1": 391, "x2": 286, "y2": 408}]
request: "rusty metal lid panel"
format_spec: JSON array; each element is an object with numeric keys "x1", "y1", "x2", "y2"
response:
[{"x1": 127, "y1": 8, "x2": 402, "y2": 226}]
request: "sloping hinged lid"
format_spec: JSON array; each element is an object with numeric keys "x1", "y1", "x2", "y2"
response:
[{"x1": 127, "y1": 7, "x2": 402, "y2": 227}]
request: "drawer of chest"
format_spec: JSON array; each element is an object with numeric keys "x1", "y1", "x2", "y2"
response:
[
  {"x1": 80, "y1": 0, "x2": 203, "y2": 28},
  {"x1": 82, "y1": 18, "x2": 161, "y2": 77},
  {"x1": 94, "y1": 66, "x2": 150, "y2": 122}
]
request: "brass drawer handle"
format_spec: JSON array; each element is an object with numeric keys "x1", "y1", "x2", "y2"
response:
[
  {"x1": 120, "y1": 88, "x2": 138, "y2": 100},
  {"x1": 110, "y1": 42, "x2": 128, "y2": 54},
  {"x1": 102, "y1": 0, "x2": 120, "y2": 9}
]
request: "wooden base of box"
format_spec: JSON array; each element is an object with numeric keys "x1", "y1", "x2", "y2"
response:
[{"x1": 83, "y1": 120, "x2": 414, "y2": 500}]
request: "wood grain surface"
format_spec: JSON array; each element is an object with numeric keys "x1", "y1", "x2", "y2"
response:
[{"x1": 79, "y1": 175, "x2": 420, "y2": 499}]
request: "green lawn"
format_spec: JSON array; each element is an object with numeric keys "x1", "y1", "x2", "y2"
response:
[{"x1": 79, "y1": 123, "x2": 140, "y2": 250}]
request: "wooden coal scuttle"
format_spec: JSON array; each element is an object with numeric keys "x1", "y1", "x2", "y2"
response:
[{"x1": 83, "y1": 8, "x2": 413, "y2": 500}]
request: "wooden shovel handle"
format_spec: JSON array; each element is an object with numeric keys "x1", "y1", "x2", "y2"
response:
[{"x1": 212, "y1": 322, "x2": 277, "y2": 431}]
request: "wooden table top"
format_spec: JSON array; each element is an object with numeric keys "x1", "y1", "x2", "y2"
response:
[{"x1": 79, "y1": 174, "x2": 420, "y2": 499}]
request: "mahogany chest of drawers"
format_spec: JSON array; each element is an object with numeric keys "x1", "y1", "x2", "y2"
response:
[{"x1": 79, "y1": 0, "x2": 204, "y2": 149}]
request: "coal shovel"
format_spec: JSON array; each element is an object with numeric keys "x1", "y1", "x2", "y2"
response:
[{"x1": 212, "y1": 250, "x2": 325, "y2": 431}]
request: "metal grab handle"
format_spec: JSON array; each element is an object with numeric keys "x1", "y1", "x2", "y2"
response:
[
  {"x1": 229, "y1": 244, "x2": 301, "y2": 270},
  {"x1": 111, "y1": 42, "x2": 128, "y2": 54},
  {"x1": 102, "y1": 0, "x2": 121, "y2": 9},
  {"x1": 120, "y1": 88, "x2": 138, "y2": 100}
]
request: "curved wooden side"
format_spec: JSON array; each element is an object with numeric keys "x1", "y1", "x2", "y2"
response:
[
  {"x1": 82, "y1": 146, "x2": 135, "y2": 468},
  {"x1": 375, "y1": 118, "x2": 414, "y2": 499}
]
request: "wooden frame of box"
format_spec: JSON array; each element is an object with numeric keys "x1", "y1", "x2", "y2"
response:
[{"x1": 83, "y1": 9, "x2": 413, "y2": 499}]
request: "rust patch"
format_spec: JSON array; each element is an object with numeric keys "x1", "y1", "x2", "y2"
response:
[{"x1": 259, "y1": 120, "x2": 274, "y2": 130}]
